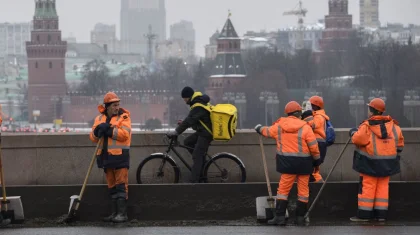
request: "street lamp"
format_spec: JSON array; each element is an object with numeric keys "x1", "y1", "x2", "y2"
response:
[
  {"x1": 223, "y1": 92, "x2": 247, "y2": 129},
  {"x1": 349, "y1": 90, "x2": 365, "y2": 126},
  {"x1": 141, "y1": 94, "x2": 151, "y2": 129},
  {"x1": 51, "y1": 96, "x2": 60, "y2": 129},
  {"x1": 222, "y1": 92, "x2": 236, "y2": 104},
  {"x1": 163, "y1": 95, "x2": 174, "y2": 131},
  {"x1": 32, "y1": 96, "x2": 39, "y2": 129},
  {"x1": 260, "y1": 91, "x2": 279, "y2": 126},
  {"x1": 235, "y1": 92, "x2": 247, "y2": 129},
  {"x1": 403, "y1": 90, "x2": 420, "y2": 127}
]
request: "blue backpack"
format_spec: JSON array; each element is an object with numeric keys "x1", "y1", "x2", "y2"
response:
[{"x1": 325, "y1": 120, "x2": 335, "y2": 146}]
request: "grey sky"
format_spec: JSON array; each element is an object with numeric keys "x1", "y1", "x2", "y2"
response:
[{"x1": 1, "y1": 0, "x2": 420, "y2": 57}]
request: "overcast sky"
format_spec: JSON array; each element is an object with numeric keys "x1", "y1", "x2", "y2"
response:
[{"x1": 1, "y1": 0, "x2": 420, "y2": 56}]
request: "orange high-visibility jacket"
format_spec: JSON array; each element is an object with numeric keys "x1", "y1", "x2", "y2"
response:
[
  {"x1": 260, "y1": 116, "x2": 320, "y2": 174},
  {"x1": 352, "y1": 115, "x2": 404, "y2": 177},
  {"x1": 90, "y1": 106, "x2": 132, "y2": 169},
  {"x1": 306, "y1": 109, "x2": 330, "y2": 143}
]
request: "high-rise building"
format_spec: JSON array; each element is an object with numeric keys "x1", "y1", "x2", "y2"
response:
[
  {"x1": 360, "y1": 0, "x2": 380, "y2": 28},
  {"x1": 26, "y1": 0, "x2": 67, "y2": 123},
  {"x1": 91, "y1": 23, "x2": 117, "y2": 53},
  {"x1": 120, "y1": 0, "x2": 166, "y2": 54},
  {"x1": 204, "y1": 30, "x2": 219, "y2": 60},
  {"x1": 169, "y1": 20, "x2": 196, "y2": 58},
  {"x1": 0, "y1": 22, "x2": 32, "y2": 57}
]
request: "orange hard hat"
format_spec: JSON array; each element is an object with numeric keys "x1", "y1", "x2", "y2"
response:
[
  {"x1": 103, "y1": 92, "x2": 120, "y2": 104},
  {"x1": 285, "y1": 101, "x2": 302, "y2": 114},
  {"x1": 309, "y1": 96, "x2": 324, "y2": 109},
  {"x1": 367, "y1": 98, "x2": 385, "y2": 113}
]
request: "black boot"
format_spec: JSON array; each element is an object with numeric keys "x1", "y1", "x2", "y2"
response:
[
  {"x1": 0, "y1": 214, "x2": 11, "y2": 227},
  {"x1": 103, "y1": 199, "x2": 117, "y2": 222},
  {"x1": 267, "y1": 200, "x2": 288, "y2": 226},
  {"x1": 296, "y1": 201, "x2": 309, "y2": 226},
  {"x1": 112, "y1": 198, "x2": 128, "y2": 223}
]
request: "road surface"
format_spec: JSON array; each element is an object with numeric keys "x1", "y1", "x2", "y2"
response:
[{"x1": 2, "y1": 226, "x2": 419, "y2": 235}]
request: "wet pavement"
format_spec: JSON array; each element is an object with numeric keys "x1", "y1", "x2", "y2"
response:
[{"x1": 1, "y1": 226, "x2": 420, "y2": 235}]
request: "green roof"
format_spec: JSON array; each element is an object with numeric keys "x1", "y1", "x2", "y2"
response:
[{"x1": 35, "y1": 0, "x2": 58, "y2": 18}]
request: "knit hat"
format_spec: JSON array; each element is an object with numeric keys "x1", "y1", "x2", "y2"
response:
[{"x1": 181, "y1": 86, "x2": 194, "y2": 98}]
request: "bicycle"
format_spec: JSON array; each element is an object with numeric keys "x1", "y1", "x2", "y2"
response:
[{"x1": 136, "y1": 135, "x2": 247, "y2": 184}]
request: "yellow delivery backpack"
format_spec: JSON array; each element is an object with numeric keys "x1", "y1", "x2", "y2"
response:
[{"x1": 191, "y1": 103, "x2": 238, "y2": 141}]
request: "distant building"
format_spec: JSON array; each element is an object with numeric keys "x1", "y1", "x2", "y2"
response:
[
  {"x1": 120, "y1": 0, "x2": 166, "y2": 54},
  {"x1": 319, "y1": 0, "x2": 357, "y2": 51},
  {"x1": 243, "y1": 22, "x2": 324, "y2": 54},
  {"x1": 63, "y1": 33, "x2": 77, "y2": 43},
  {"x1": 376, "y1": 23, "x2": 420, "y2": 45},
  {"x1": 155, "y1": 39, "x2": 195, "y2": 62},
  {"x1": 170, "y1": 20, "x2": 195, "y2": 57},
  {"x1": 170, "y1": 20, "x2": 195, "y2": 42},
  {"x1": 91, "y1": 23, "x2": 117, "y2": 53},
  {"x1": 360, "y1": 0, "x2": 380, "y2": 28},
  {"x1": 206, "y1": 16, "x2": 247, "y2": 101},
  {"x1": 26, "y1": 0, "x2": 67, "y2": 123},
  {"x1": 0, "y1": 22, "x2": 32, "y2": 57},
  {"x1": 204, "y1": 30, "x2": 219, "y2": 60}
]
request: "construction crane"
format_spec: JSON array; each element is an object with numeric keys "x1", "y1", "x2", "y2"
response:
[{"x1": 283, "y1": 0, "x2": 308, "y2": 50}]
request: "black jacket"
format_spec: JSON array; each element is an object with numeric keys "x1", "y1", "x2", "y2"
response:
[{"x1": 176, "y1": 92, "x2": 212, "y2": 138}]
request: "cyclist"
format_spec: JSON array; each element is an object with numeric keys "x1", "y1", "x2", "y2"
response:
[{"x1": 167, "y1": 86, "x2": 213, "y2": 183}]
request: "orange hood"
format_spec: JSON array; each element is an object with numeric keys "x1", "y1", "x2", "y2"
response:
[
  {"x1": 364, "y1": 115, "x2": 396, "y2": 139},
  {"x1": 277, "y1": 116, "x2": 307, "y2": 133},
  {"x1": 313, "y1": 109, "x2": 330, "y2": 121}
]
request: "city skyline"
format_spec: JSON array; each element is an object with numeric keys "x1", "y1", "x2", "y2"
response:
[{"x1": 1, "y1": 0, "x2": 420, "y2": 57}]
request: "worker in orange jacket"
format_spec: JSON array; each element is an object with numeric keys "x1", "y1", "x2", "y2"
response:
[
  {"x1": 349, "y1": 98, "x2": 404, "y2": 222},
  {"x1": 304, "y1": 96, "x2": 330, "y2": 183},
  {"x1": 90, "y1": 92, "x2": 132, "y2": 223},
  {"x1": 255, "y1": 101, "x2": 321, "y2": 226}
]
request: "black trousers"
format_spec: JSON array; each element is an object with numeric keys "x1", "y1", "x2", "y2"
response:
[{"x1": 184, "y1": 132, "x2": 212, "y2": 183}]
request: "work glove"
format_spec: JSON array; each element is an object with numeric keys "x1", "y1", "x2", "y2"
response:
[
  {"x1": 254, "y1": 124, "x2": 262, "y2": 135},
  {"x1": 301, "y1": 110, "x2": 313, "y2": 120},
  {"x1": 166, "y1": 130, "x2": 179, "y2": 139},
  {"x1": 349, "y1": 127, "x2": 358, "y2": 137},
  {"x1": 94, "y1": 123, "x2": 111, "y2": 138},
  {"x1": 95, "y1": 128, "x2": 105, "y2": 138},
  {"x1": 98, "y1": 123, "x2": 111, "y2": 131}
]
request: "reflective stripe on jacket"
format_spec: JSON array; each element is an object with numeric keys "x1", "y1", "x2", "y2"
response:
[
  {"x1": 90, "y1": 107, "x2": 132, "y2": 169},
  {"x1": 260, "y1": 116, "x2": 320, "y2": 175},
  {"x1": 352, "y1": 115, "x2": 404, "y2": 177}
]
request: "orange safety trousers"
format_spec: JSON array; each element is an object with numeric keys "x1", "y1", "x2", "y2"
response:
[
  {"x1": 311, "y1": 167, "x2": 324, "y2": 183},
  {"x1": 276, "y1": 174, "x2": 310, "y2": 203},
  {"x1": 358, "y1": 173, "x2": 389, "y2": 219},
  {"x1": 106, "y1": 168, "x2": 129, "y2": 200}
]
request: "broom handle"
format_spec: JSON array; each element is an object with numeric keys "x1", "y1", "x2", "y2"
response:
[
  {"x1": 75, "y1": 138, "x2": 103, "y2": 209},
  {"x1": 304, "y1": 137, "x2": 351, "y2": 219},
  {"x1": 0, "y1": 142, "x2": 7, "y2": 211},
  {"x1": 259, "y1": 135, "x2": 273, "y2": 198}
]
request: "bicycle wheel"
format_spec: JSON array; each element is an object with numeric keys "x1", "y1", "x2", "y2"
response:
[
  {"x1": 136, "y1": 154, "x2": 180, "y2": 184},
  {"x1": 202, "y1": 153, "x2": 246, "y2": 183}
]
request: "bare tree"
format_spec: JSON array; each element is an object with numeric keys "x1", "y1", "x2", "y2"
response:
[{"x1": 78, "y1": 59, "x2": 111, "y2": 95}]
